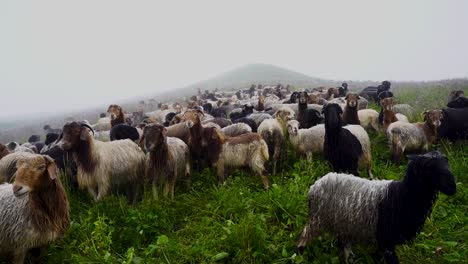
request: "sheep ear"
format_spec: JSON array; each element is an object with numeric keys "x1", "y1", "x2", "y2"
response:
[
  {"x1": 422, "y1": 110, "x2": 429, "y2": 121},
  {"x1": 43, "y1": 155, "x2": 58, "y2": 180}
]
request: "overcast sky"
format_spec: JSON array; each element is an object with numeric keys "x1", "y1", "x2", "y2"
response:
[{"x1": 1, "y1": 0, "x2": 467, "y2": 120}]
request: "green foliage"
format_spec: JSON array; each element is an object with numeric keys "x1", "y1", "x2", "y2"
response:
[{"x1": 39, "y1": 86, "x2": 468, "y2": 263}]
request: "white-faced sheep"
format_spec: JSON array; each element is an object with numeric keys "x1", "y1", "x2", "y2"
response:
[
  {"x1": 59, "y1": 122, "x2": 146, "y2": 203},
  {"x1": 139, "y1": 124, "x2": 190, "y2": 199},
  {"x1": 201, "y1": 127, "x2": 270, "y2": 189},
  {"x1": 297, "y1": 151, "x2": 456, "y2": 264},
  {"x1": 257, "y1": 110, "x2": 291, "y2": 175},
  {"x1": 387, "y1": 110, "x2": 443, "y2": 164},
  {"x1": 0, "y1": 154, "x2": 69, "y2": 264},
  {"x1": 322, "y1": 104, "x2": 373, "y2": 177},
  {"x1": 287, "y1": 120, "x2": 325, "y2": 161}
]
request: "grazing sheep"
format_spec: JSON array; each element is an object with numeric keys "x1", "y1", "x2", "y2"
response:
[
  {"x1": 139, "y1": 124, "x2": 190, "y2": 199},
  {"x1": 0, "y1": 144, "x2": 9, "y2": 160},
  {"x1": 233, "y1": 117, "x2": 258, "y2": 132},
  {"x1": 342, "y1": 93, "x2": 360, "y2": 125},
  {"x1": 393, "y1": 104, "x2": 417, "y2": 122},
  {"x1": 287, "y1": 120, "x2": 325, "y2": 161},
  {"x1": 109, "y1": 124, "x2": 140, "y2": 142},
  {"x1": 323, "y1": 104, "x2": 373, "y2": 177},
  {"x1": 438, "y1": 107, "x2": 468, "y2": 141},
  {"x1": 221, "y1": 123, "x2": 252, "y2": 137},
  {"x1": 201, "y1": 127, "x2": 270, "y2": 189},
  {"x1": 59, "y1": 122, "x2": 145, "y2": 203},
  {"x1": 297, "y1": 151, "x2": 456, "y2": 264},
  {"x1": 257, "y1": 110, "x2": 290, "y2": 175},
  {"x1": 358, "y1": 109, "x2": 380, "y2": 131},
  {"x1": 0, "y1": 154, "x2": 70, "y2": 264},
  {"x1": 297, "y1": 91, "x2": 323, "y2": 129},
  {"x1": 387, "y1": 110, "x2": 443, "y2": 164}
]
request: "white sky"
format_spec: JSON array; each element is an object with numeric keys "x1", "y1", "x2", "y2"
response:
[{"x1": 1, "y1": 0, "x2": 467, "y2": 120}]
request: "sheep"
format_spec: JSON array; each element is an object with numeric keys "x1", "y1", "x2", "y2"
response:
[
  {"x1": 44, "y1": 132, "x2": 60, "y2": 146},
  {"x1": 233, "y1": 117, "x2": 258, "y2": 132},
  {"x1": 107, "y1": 104, "x2": 131, "y2": 127},
  {"x1": 438, "y1": 107, "x2": 468, "y2": 141},
  {"x1": 93, "y1": 130, "x2": 111, "y2": 142},
  {"x1": 139, "y1": 124, "x2": 190, "y2": 199},
  {"x1": 255, "y1": 95, "x2": 265, "y2": 111},
  {"x1": 43, "y1": 124, "x2": 62, "y2": 134},
  {"x1": 202, "y1": 118, "x2": 232, "y2": 128},
  {"x1": 221, "y1": 123, "x2": 252, "y2": 137},
  {"x1": 297, "y1": 91, "x2": 323, "y2": 129},
  {"x1": 165, "y1": 122, "x2": 191, "y2": 145},
  {"x1": 297, "y1": 151, "x2": 456, "y2": 264},
  {"x1": 380, "y1": 98, "x2": 409, "y2": 131},
  {"x1": 163, "y1": 112, "x2": 177, "y2": 127},
  {"x1": 0, "y1": 154, "x2": 70, "y2": 264},
  {"x1": 28, "y1": 135, "x2": 41, "y2": 143},
  {"x1": 229, "y1": 104, "x2": 255, "y2": 121},
  {"x1": 40, "y1": 143, "x2": 78, "y2": 190},
  {"x1": 287, "y1": 120, "x2": 325, "y2": 161},
  {"x1": 6, "y1": 142, "x2": 19, "y2": 152},
  {"x1": 201, "y1": 127, "x2": 270, "y2": 189},
  {"x1": 342, "y1": 93, "x2": 360, "y2": 125},
  {"x1": 393, "y1": 104, "x2": 417, "y2": 122},
  {"x1": 92, "y1": 116, "x2": 111, "y2": 132},
  {"x1": 447, "y1": 96, "x2": 468, "y2": 108},
  {"x1": 322, "y1": 104, "x2": 373, "y2": 177},
  {"x1": 358, "y1": 109, "x2": 380, "y2": 131},
  {"x1": 0, "y1": 144, "x2": 9, "y2": 160},
  {"x1": 248, "y1": 113, "x2": 273, "y2": 126},
  {"x1": 109, "y1": 124, "x2": 140, "y2": 142},
  {"x1": 387, "y1": 110, "x2": 443, "y2": 164},
  {"x1": 257, "y1": 110, "x2": 291, "y2": 175},
  {"x1": 59, "y1": 121, "x2": 146, "y2": 203},
  {"x1": 329, "y1": 96, "x2": 368, "y2": 110}
]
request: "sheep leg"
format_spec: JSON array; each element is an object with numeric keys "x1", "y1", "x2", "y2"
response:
[
  {"x1": 337, "y1": 241, "x2": 353, "y2": 263},
  {"x1": 251, "y1": 157, "x2": 270, "y2": 189},
  {"x1": 391, "y1": 145, "x2": 403, "y2": 164},
  {"x1": 305, "y1": 152, "x2": 312, "y2": 162},
  {"x1": 12, "y1": 250, "x2": 26, "y2": 264},
  {"x1": 215, "y1": 161, "x2": 226, "y2": 185},
  {"x1": 96, "y1": 183, "x2": 110, "y2": 201},
  {"x1": 88, "y1": 185, "x2": 99, "y2": 201}
]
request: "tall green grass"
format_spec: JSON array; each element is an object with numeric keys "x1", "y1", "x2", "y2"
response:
[{"x1": 18, "y1": 86, "x2": 468, "y2": 263}]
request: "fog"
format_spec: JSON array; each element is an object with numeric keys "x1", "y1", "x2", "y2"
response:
[{"x1": 1, "y1": 0, "x2": 467, "y2": 120}]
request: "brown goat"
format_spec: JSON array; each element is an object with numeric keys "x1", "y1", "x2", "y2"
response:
[
  {"x1": 0, "y1": 154, "x2": 69, "y2": 264},
  {"x1": 256, "y1": 95, "x2": 265, "y2": 111},
  {"x1": 107, "y1": 104, "x2": 126, "y2": 128},
  {"x1": 201, "y1": 127, "x2": 270, "y2": 189},
  {"x1": 342, "y1": 93, "x2": 361, "y2": 125},
  {"x1": 0, "y1": 143, "x2": 9, "y2": 160},
  {"x1": 380, "y1": 98, "x2": 404, "y2": 131},
  {"x1": 139, "y1": 124, "x2": 190, "y2": 199},
  {"x1": 182, "y1": 109, "x2": 205, "y2": 170}
]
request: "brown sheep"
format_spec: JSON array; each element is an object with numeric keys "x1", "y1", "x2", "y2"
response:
[
  {"x1": 0, "y1": 154, "x2": 69, "y2": 264},
  {"x1": 107, "y1": 104, "x2": 127, "y2": 128},
  {"x1": 342, "y1": 93, "x2": 361, "y2": 125},
  {"x1": 201, "y1": 127, "x2": 271, "y2": 189},
  {"x1": 0, "y1": 143, "x2": 9, "y2": 160},
  {"x1": 380, "y1": 98, "x2": 409, "y2": 131}
]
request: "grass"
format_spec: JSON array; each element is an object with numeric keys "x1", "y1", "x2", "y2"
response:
[{"x1": 11, "y1": 85, "x2": 468, "y2": 263}]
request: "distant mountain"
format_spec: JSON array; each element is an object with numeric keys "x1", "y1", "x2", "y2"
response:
[{"x1": 179, "y1": 64, "x2": 328, "y2": 93}]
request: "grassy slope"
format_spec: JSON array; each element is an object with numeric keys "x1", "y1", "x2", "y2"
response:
[{"x1": 33, "y1": 86, "x2": 468, "y2": 263}]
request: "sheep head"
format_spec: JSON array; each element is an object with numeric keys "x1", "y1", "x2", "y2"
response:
[
  {"x1": 298, "y1": 91, "x2": 308, "y2": 104},
  {"x1": 13, "y1": 155, "x2": 58, "y2": 198},
  {"x1": 423, "y1": 110, "x2": 443, "y2": 129},
  {"x1": 322, "y1": 103, "x2": 343, "y2": 129},
  {"x1": 308, "y1": 93, "x2": 319, "y2": 104},
  {"x1": 345, "y1": 93, "x2": 360, "y2": 108},
  {"x1": 380, "y1": 97, "x2": 395, "y2": 111},
  {"x1": 183, "y1": 109, "x2": 204, "y2": 126},
  {"x1": 60, "y1": 122, "x2": 93, "y2": 150},
  {"x1": 107, "y1": 104, "x2": 123, "y2": 120},
  {"x1": 140, "y1": 124, "x2": 167, "y2": 152},
  {"x1": 406, "y1": 151, "x2": 456, "y2": 196},
  {"x1": 287, "y1": 120, "x2": 299, "y2": 136}
]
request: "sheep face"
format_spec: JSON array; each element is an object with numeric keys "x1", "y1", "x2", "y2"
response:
[
  {"x1": 13, "y1": 155, "x2": 58, "y2": 198},
  {"x1": 308, "y1": 93, "x2": 319, "y2": 104},
  {"x1": 423, "y1": 110, "x2": 443, "y2": 128},
  {"x1": 407, "y1": 151, "x2": 456, "y2": 196},
  {"x1": 107, "y1": 104, "x2": 123, "y2": 120},
  {"x1": 345, "y1": 93, "x2": 360, "y2": 108},
  {"x1": 0, "y1": 143, "x2": 9, "y2": 159},
  {"x1": 380, "y1": 97, "x2": 395, "y2": 111},
  {"x1": 142, "y1": 124, "x2": 167, "y2": 152},
  {"x1": 327, "y1": 87, "x2": 339, "y2": 97},
  {"x1": 449, "y1": 90, "x2": 464, "y2": 101},
  {"x1": 287, "y1": 120, "x2": 299, "y2": 136},
  {"x1": 183, "y1": 109, "x2": 204, "y2": 125},
  {"x1": 298, "y1": 91, "x2": 308, "y2": 104},
  {"x1": 60, "y1": 122, "x2": 91, "y2": 150},
  {"x1": 322, "y1": 103, "x2": 343, "y2": 128}
]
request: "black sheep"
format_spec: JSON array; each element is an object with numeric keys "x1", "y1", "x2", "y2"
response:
[
  {"x1": 42, "y1": 144, "x2": 78, "y2": 189},
  {"x1": 297, "y1": 91, "x2": 323, "y2": 129},
  {"x1": 110, "y1": 124, "x2": 140, "y2": 141},
  {"x1": 338, "y1": 82, "x2": 348, "y2": 97},
  {"x1": 45, "y1": 132, "x2": 60, "y2": 145},
  {"x1": 438, "y1": 108, "x2": 468, "y2": 141},
  {"x1": 202, "y1": 103, "x2": 213, "y2": 114},
  {"x1": 28, "y1": 135, "x2": 41, "y2": 143},
  {"x1": 447, "y1": 96, "x2": 468, "y2": 108},
  {"x1": 163, "y1": 112, "x2": 177, "y2": 127},
  {"x1": 322, "y1": 103, "x2": 363, "y2": 176},
  {"x1": 229, "y1": 105, "x2": 255, "y2": 121},
  {"x1": 233, "y1": 117, "x2": 258, "y2": 132},
  {"x1": 211, "y1": 107, "x2": 228, "y2": 118}
]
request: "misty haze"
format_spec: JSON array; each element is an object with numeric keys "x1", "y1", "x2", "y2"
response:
[{"x1": 0, "y1": 1, "x2": 467, "y2": 263}]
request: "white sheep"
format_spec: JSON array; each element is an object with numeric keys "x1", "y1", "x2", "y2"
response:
[
  {"x1": 358, "y1": 109, "x2": 380, "y2": 131},
  {"x1": 221, "y1": 123, "x2": 252, "y2": 137},
  {"x1": 286, "y1": 121, "x2": 325, "y2": 161}
]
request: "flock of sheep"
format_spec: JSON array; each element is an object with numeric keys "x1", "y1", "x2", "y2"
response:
[{"x1": 0, "y1": 81, "x2": 466, "y2": 263}]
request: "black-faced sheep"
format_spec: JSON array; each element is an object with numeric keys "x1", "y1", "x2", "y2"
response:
[
  {"x1": 387, "y1": 110, "x2": 443, "y2": 164},
  {"x1": 201, "y1": 127, "x2": 270, "y2": 189},
  {"x1": 322, "y1": 104, "x2": 373, "y2": 177},
  {"x1": 0, "y1": 154, "x2": 70, "y2": 264},
  {"x1": 297, "y1": 151, "x2": 456, "y2": 264},
  {"x1": 297, "y1": 91, "x2": 323, "y2": 129},
  {"x1": 287, "y1": 120, "x2": 325, "y2": 161},
  {"x1": 59, "y1": 122, "x2": 145, "y2": 203},
  {"x1": 139, "y1": 124, "x2": 190, "y2": 199},
  {"x1": 28, "y1": 135, "x2": 41, "y2": 143}
]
